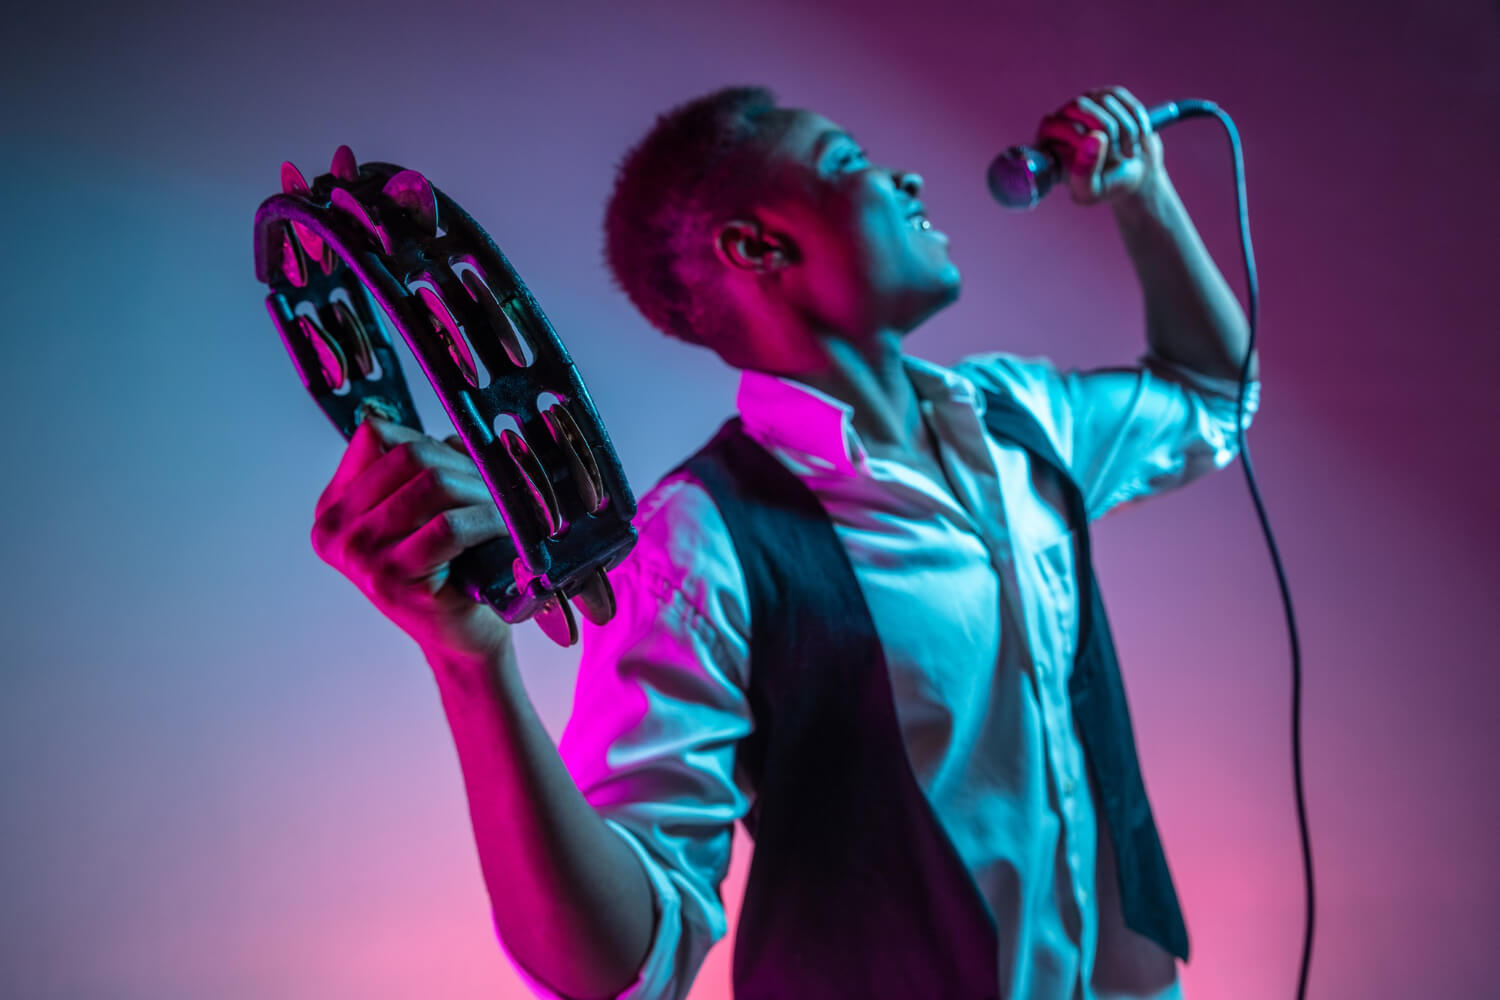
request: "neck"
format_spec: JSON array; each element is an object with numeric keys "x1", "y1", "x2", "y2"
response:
[{"x1": 786, "y1": 330, "x2": 923, "y2": 454}]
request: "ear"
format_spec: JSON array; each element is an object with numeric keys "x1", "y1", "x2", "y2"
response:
[{"x1": 714, "y1": 219, "x2": 791, "y2": 274}]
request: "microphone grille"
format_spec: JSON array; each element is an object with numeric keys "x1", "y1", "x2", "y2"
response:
[{"x1": 987, "y1": 145, "x2": 1053, "y2": 210}]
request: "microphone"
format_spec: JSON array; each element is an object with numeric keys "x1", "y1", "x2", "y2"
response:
[{"x1": 987, "y1": 99, "x2": 1216, "y2": 209}]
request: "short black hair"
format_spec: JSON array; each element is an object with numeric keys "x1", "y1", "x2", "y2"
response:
[{"x1": 603, "y1": 85, "x2": 784, "y2": 354}]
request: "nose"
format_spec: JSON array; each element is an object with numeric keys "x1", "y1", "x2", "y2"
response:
[{"x1": 894, "y1": 171, "x2": 923, "y2": 197}]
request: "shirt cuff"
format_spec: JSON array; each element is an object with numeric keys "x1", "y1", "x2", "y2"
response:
[{"x1": 493, "y1": 818, "x2": 688, "y2": 1000}]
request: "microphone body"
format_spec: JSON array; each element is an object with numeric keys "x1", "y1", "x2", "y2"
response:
[{"x1": 987, "y1": 99, "x2": 1215, "y2": 209}]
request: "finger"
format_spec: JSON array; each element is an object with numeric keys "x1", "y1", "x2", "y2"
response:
[
  {"x1": 316, "y1": 418, "x2": 390, "y2": 520},
  {"x1": 384, "y1": 502, "x2": 509, "y2": 585},
  {"x1": 316, "y1": 416, "x2": 427, "y2": 519},
  {"x1": 337, "y1": 435, "x2": 484, "y2": 522},
  {"x1": 312, "y1": 434, "x2": 488, "y2": 564},
  {"x1": 363, "y1": 415, "x2": 426, "y2": 449},
  {"x1": 341, "y1": 453, "x2": 497, "y2": 556},
  {"x1": 1109, "y1": 86, "x2": 1154, "y2": 140},
  {"x1": 1060, "y1": 97, "x2": 1118, "y2": 151},
  {"x1": 1097, "y1": 92, "x2": 1139, "y2": 159}
]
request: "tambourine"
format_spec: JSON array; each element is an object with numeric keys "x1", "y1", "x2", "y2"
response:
[{"x1": 252, "y1": 145, "x2": 636, "y2": 646}]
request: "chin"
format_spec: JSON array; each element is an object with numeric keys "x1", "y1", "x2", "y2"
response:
[
  {"x1": 929, "y1": 263, "x2": 963, "y2": 308},
  {"x1": 897, "y1": 273, "x2": 961, "y2": 333},
  {"x1": 938, "y1": 262, "x2": 962, "y2": 297}
]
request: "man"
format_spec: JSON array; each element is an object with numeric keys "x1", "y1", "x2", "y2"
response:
[{"x1": 310, "y1": 84, "x2": 1260, "y2": 1000}]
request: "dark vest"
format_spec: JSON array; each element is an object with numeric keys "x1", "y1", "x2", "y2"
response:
[{"x1": 677, "y1": 388, "x2": 1188, "y2": 1000}]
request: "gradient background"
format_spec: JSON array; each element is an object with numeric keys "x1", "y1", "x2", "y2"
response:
[{"x1": 2, "y1": 1, "x2": 1497, "y2": 997}]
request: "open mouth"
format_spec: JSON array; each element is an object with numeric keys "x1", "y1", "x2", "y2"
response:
[{"x1": 905, "y1": 201, "x2": 933, "y2": 231}]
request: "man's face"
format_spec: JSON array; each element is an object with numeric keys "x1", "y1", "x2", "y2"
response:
[{"x1": 750, "y1": 108, "x2": 961, "y2": 339}]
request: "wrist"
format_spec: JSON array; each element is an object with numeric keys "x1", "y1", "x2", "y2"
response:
[
  {"x1": 425, "y1": 633, "x2": 518, "y2": 700},
  {"x1": 1111, "y1": 169, "x2": 1177, "y2": 224}
]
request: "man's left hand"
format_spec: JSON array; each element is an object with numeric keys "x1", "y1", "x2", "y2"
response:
[{"x1": 1037, "y1": 85, "x2": 1166, "y2": 206}]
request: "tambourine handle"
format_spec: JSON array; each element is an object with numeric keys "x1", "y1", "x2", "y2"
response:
[{"x1": 451, "y1": 536, "x2": 520, "y2": 610}]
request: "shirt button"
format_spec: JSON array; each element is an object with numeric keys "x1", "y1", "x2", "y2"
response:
[{"x1": 1063, "y1": 777, "x2": 1077, "y2": 795}]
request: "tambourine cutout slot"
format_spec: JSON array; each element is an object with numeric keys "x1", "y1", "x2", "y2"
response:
[
  {"x1": 541, "y1": 402, "x2": 605, "y2": 515},
  {"x1": 297, "y1": 223, "x2": 332, "y2": 276},
  {"x1": 493, "y1": 411, "x2": 523, "y2": 440},
  {"x1": 329, "y1": 300, "x2": 377, "y2": 379},
  {"x1": 498, "y1": 296, "x2": 538, "y2": 368},
  {"x1": 499, "y1": 428, "x2": 564, "y2": 539},
  {"x1": 280, "y1": 224, "x2": 308, "y2": 288},
  {"x1": 413, "y1": 283, "x2": 488, "y2": 389},
  {"x1": 297, "y1": 313, "x2": 348, "y2": 395},
  {"x1": 456, "y1": 263, "x2": 533, "y2": 370}
]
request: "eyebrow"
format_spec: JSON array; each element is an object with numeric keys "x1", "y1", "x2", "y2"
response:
[{"x1": 813, "y1": 128, "x2": 859, "y2": 162}]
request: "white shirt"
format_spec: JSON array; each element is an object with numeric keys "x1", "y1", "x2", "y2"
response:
[{"x1": 499, "y1": 350, "x2": 1260, "y2": 1000}]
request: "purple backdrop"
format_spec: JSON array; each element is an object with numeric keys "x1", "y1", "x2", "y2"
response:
[{"x1": 2, "y1": 0, "x2": 1496, "y2": 996}]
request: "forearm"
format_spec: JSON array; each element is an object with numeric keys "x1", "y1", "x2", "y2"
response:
[
  {"x1": 429, "y1": 641, "x2": 655, "y2": 999},
  {"x1": 1111, "y1": 171, "x2": 1260, "y2": 383}
]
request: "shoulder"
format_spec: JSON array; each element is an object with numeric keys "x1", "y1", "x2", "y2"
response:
[
  {"x1": 610, "y1": 465, "x2": 749, "y2": 645},
  {"x1": 954, "y1": 350, "x2": 1068, "y2": 411},
  {"x1": 952, "y1": 351, "x2": 1076, "y2": 459}
]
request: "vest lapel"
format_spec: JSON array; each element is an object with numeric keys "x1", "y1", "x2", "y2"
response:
[{"x1": 979, "y1": 389, "x2": 1190, "y2": 961}]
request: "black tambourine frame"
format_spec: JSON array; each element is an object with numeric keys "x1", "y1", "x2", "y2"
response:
[{"x1": 253, "y1": 146, "x2": 637, "y2": 646}]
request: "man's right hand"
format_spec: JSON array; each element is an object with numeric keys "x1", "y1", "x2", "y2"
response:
[{"x1": 310, "y1": 417, "x2": 513, "y2": 665}]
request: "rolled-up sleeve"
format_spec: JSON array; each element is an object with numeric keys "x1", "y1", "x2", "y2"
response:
[
  {"x1": 496, "y1": 472, "x2": 754, "y2": 1000},
  {"x1": 958, "y1": 349, "x2": 1261, "y2": 521}
]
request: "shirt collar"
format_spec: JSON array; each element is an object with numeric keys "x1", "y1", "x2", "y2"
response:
[{"x1": 735, "y1": 354, "x2": 982, "y2": 477}]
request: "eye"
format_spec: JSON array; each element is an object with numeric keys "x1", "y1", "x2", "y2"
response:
[{"x1": 835, "y1": 147, "x2": 869, "y2": 171}]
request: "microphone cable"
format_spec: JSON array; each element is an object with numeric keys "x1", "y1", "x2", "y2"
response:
[{"x1": 1160, "y1": 101, "x2": 1315, "y2": 1000}]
